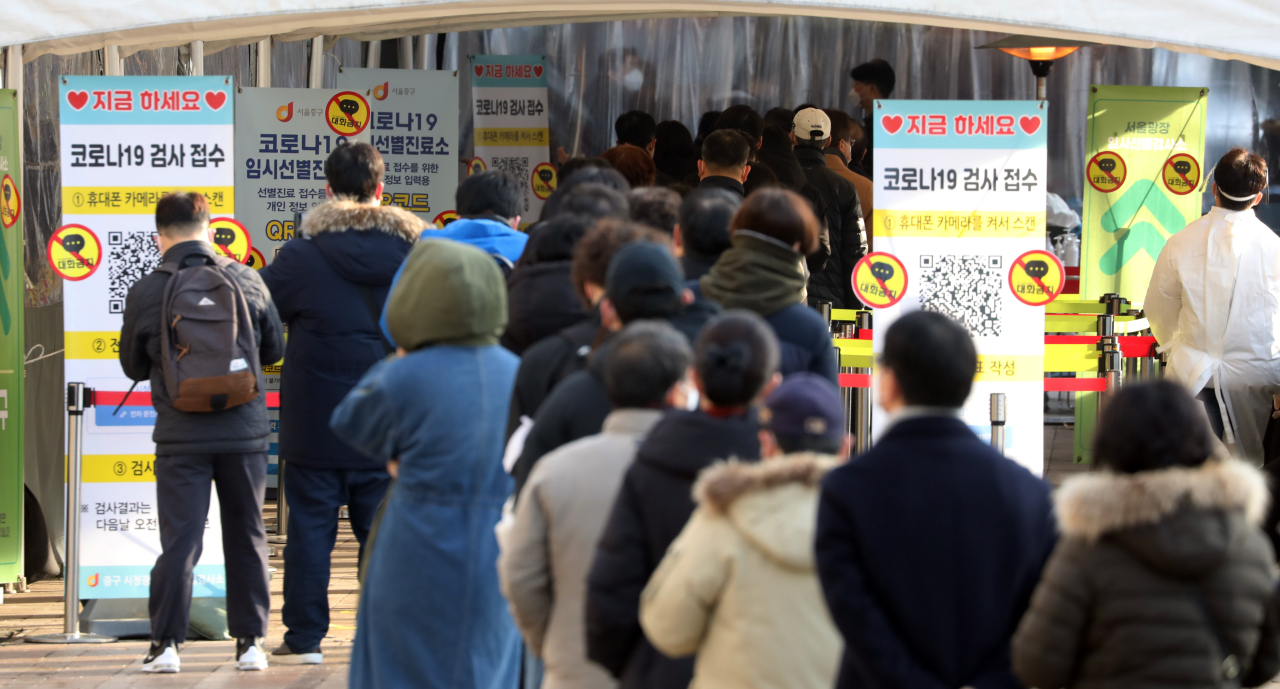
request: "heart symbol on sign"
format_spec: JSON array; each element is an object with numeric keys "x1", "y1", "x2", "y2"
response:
[
  {"x1": 204, "y1": 91, "x2": 227, "y2": 110},
  {"x1": 474, "y1": 64, "x2": 484, "y2": 78},
  {"x1": 67, "y1": 91, "x2": 89, "y2": 110},
  {"x1": 881, "y1": 115, "x2": 904, "y2": 135},
  {"x1": 1019, "y1": 115, "x2": 1041, "y2": 135},
  {"x1": 533, "y1": 65, "x2": 543, "y2": 78}
]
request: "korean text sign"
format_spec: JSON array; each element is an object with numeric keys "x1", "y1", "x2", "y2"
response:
[
  {"x1": 873, "y1": 99, "x2": 1048, "y2": 474},
  {"x1": 59, "y1": 76, "x2": 232, "y2": 599},
  {"x1": 471, "y1": 55, "x2": 551, "y2": 225},
  {"x1": 1081, "y1": 86, "x2": 1207, "y2": 303},
  {"x1": 0, "y1": 89, "x2": 23, "y2": 582},
  {"x1": 336, "y1": 68, "x2": 459, "y2": 221}
]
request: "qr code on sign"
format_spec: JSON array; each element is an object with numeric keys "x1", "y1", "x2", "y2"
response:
[
  {"x1": 490, "y1": 156, "x2": 532, "y2": 212},
  {"x1": 918, "y1": 255, "x2": 1003, "y2": 337},
  {"x1": 108, "y1": 231, "x2": 162, "y2": 313}
]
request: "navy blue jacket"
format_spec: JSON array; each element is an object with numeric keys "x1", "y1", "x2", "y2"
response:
[
  {"x1": 260, "y1": 200, "x2": 422, "y2": 469},
  {"x1": 816, "y1": 415, "x2": 1056, "y2": 689}
]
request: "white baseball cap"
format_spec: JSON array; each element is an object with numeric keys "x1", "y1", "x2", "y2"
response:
[{"x1": 793, "y1": 108, "x2": 831, "y2": 142}]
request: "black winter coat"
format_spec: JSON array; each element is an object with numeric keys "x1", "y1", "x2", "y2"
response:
[
  {"x1": 506, "y1": 315, "x2": 601, "y2": 441},
  {"x1": 1013, "y1": 457, "x2": 1280, "y2": 689},
  {"x1": 120, "y1": 240, "x2": 285, "y2": 455},
  {"x1": 501, "y1": 260, "x2": 589, "y2": 356},
  {"x1": 756, "y1": 130, "x2": 809, "y2": 193},
  {"x1": 259, "y1": 200, "x2": 421, "y2": 469},
  {"x1": 586, "y1": 410, "x2": 761, "y2": 689},
  {"x1": 795, "y1": 145, "x2": 865, "y2": 309},
  {"x1": 816, "y1": 415, "x2": 1056, "y2": 689}
]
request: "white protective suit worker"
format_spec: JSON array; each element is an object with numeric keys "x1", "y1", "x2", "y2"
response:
[{"x1": 1144, "y1": 147, "x2": 1280, "y2": 462}]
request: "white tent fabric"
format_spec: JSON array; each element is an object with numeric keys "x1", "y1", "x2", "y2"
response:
[{"x1": 5, "y1": 0, "x2": 1280, "y2": 69}]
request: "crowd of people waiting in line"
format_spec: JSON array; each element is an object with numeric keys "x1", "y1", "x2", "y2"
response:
[{"x1": 118, "y1": 55, "x2": 1280, "y2": 689}]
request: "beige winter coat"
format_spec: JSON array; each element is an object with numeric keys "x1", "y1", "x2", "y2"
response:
[
  {"x1": 499, "y1": 409, "x2": 664, "y2": 689},
  {"x1": 640, "y1": 454, "x2": 844, "y2": 689}
]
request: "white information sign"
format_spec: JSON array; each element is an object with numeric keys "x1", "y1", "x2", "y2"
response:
[{"x1": 471, "y1": 55, "x2": 553, "y2": 227}]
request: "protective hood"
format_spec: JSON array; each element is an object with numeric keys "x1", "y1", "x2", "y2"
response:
[
  {"x1": 694, "y1": 454, "x2": 841, "y2": 570},
  {"x1": 302, "y1": 198, "x2": 423, "y2": 286},
  {"x1": 385, "y1": 239, "x2": 508, "y2": 350},
  {"x1": 700, "y1": 231, "x2": 807, "y2": 316},
  {"x1": 1056, "y1": 456, "x2": 1269, "y2": 578}
]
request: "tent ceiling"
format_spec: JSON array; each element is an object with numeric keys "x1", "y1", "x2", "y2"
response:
[{"x1": 6, "y1": 0, "x2": 1280, "y2": 70}]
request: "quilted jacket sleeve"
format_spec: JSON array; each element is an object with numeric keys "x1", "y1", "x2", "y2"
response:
[{"x1": 1011, "y1": 537, "x2": 1093, "y2": 689}]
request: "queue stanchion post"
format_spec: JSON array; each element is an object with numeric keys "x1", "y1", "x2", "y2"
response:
[
  {"x1": 1096, "y1": 310, "x2": 1122, "y2": 416},
  {"x1": 27, "y1": 383, "x2": 116, "y2": 644},
  {"x1": 854, "y1": 311, "x2": 873, "y2": 454},
  {"x1": 990, "y1": 393, "x2": 1006, "y2": 454}
]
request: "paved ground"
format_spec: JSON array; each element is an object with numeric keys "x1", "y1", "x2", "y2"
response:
[{"x1": 0, "y1": 504, "x2": 355, "y2": 687}]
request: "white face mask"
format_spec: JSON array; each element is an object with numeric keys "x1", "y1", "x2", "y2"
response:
[
  {"x1": 623, "y1": 68, "x2": 644, "y2": 92},
  {"x1": 683, "y1": 384, "x2": 700, "y2": 411}
]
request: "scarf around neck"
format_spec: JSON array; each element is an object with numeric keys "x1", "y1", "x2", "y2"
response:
[{"x1": 700, "y1": 231, "x2": 807, "y2": 316}]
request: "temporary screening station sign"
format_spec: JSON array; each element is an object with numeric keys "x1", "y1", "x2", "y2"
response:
[
  {"x1": 0, "y1": 88, "x2": 24, "y2": 585},
  {"x1": 59, "y1": 75, "x2": 233, "y2": 599},
  {"x1": 873, "y1": 99, "x2": 1048, "y2": 474},
  {"x1": 471, "y1": 55, "x2": 552, "y2": 226},
  {"x1": 1081, "y1": 85, "x2": 1208, "y2": 302},
  {"x1": 336, "y1": 68, "x2": 460, "y2": 222}
]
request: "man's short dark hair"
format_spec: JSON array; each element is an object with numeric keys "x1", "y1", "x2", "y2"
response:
[
  {"x1": 714, "y1": 105, "x2": 764, "y2": 140},
  {"x1": 628, "y1": 187, "x2": 681, "y2": 235},
  {"x1": 881, "y1": 311, "x2": 976, "y2": 407},
  {"x1": 616, "y1": 110, "x2": 658, "y2": 149},
  {"x1": 324, "y1": 142, "x2": 384, "y2": 202},
  {"x1": 701, "y1": 130, "x2": 751, "y2": 171},
  {"x1": 559, "y1": 183, "x2": 629, "y2": 221},
  {"x1": 1215, "y1": 147, "x2": 1268, "y2": 211},
  {"x1": 763, "y1": 107, "x2": 796, "y2": 134},
  {"x1": 850, "y1": 59, "x2": 896, "y2": 98},
  {"x1": 155, "y1": 191, "x2": 211, "y2": 236},
  {"x1": 559, "y1": 156, "x2": 612, "y2": 183},
  {"x1": 456, "y1": 171, "x2": 522, "y2": 219},
  {"x1": 604, "y1": 321, "x2": 693, "y2": 408},
  {"x1": 679, "y1": 188, "x2": 740, "y2": 259}
]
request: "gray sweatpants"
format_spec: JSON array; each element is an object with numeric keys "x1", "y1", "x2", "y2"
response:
[{"x1": 149, "y1": 452, "x2": 270, "y2": 642}]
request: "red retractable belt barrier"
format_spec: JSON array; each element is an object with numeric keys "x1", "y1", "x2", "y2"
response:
[
  {"x1": 93, "y1": 390, "x2": 281, "y2": 409},
  {"x1": 1044, "y1": 335, "x2": 1158, "y2": 358}
]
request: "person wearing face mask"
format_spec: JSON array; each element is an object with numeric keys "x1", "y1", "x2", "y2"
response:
[
  {"x1": 500, "y1": 321, "x2": 695, "y2": 689},
  {"x1": 848, "y1": 59, "x2": 896, "y2": 177},
  {"x1": 511, "y1": 238, "x2": 720, "y2": 497}
]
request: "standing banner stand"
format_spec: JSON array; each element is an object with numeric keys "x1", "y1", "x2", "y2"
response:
[
  {"x1": 870, "y1": 99, "x2": 1049, "y2": 475},
  {"x1": 335, "y1": 67, "x2": 460, "y2": 225},
  {"x1": 0, "y1": 88, "x2": 24, "y2": 594},
  {"x1": 1076, "y1": 85, "x2": 1206, "y2": 459},
  {"x1": 56, "y1": 76, "x2": 235, "y2": 637},
  {"x1": 234, "y1": 87, "x2": 371, "y2": 493},
  {"x1": 27, "y1": 384, "x2": 115, "y2": 643},
  {"x1": 470, "y1": 55, "x2": 553, "y2": 227}
]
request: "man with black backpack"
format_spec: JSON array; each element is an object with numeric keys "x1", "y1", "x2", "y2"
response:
[
  {"x1": 259, "y1": 141, "x2": 423, "y2": 665},
  {"x1": 120, "y1": 191, "x2": 285, "y2": 673}
]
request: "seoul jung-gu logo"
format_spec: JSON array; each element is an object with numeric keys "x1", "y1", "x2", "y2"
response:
[
  {"x1": 374, "y1": 82, "x2": 389, "y2": 101},
  {"x1": 276, "y1": 102, "x2": 293, "y2": 122},
  {"x1": 325, "y1": 91, "x2": 371, "y2": 136}
]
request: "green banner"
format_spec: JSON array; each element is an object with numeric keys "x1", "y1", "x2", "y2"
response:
[
  {"x1": 0, "y1": 88, "x2": 22, "y2": 582},
  {"x1": 1081, "y1": 85, "x2": 1208, "y2": 303}
]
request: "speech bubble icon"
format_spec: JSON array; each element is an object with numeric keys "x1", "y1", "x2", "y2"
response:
[
  {"x1": 1173, "y1": 160, "x2": 1192, "y2": 175},
  {"x1": 213, "y1": 227, "x2": 236, "y2": 246},
  {"x1": 2, "y1": 185, "x2": 10, "y2": 202},
  {"x1": 1025, "y1": 260, "x2": 1049, "y2": 279},
  {"x1": 870, "y1": 262, "x2": 895, "y2": 281},
  {"x1": 1097, "y1": 158, "x2": 1116, "y2": 174},
  {"x1": 538, "y1": 168, "x2": 554, "y2": 183},
  {"x1": 338, "y1": 99, "x2": 361, "y2": 117},
  {"x1": 61, "y1": 234, "x2": 85, "y2": 253}
]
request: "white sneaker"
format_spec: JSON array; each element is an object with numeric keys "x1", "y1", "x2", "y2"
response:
[
  {"x1": 271, "y1": 642, "x2": 323, "y2": 665},
  {"x1": 141, "y1": 640, "x2": 181, "y2": 673},
  {"x1": 236, "y1": 637, "x2": 269, "y2": 671}
]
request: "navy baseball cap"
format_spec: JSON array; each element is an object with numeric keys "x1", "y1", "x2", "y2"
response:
[{"x1": 761, "y1": 372, "x2": 845, "y2": 440}]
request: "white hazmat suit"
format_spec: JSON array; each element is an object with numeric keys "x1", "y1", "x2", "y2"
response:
[{"x1": 1145, "y1": 205, "x2": 1280, "y2": 462}]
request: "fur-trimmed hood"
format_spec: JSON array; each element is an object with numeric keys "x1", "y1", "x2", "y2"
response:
[
  {"x1": 301, "y1": 198, "x2": 425, "y2": 242},
  {"x1": 1056, "y1": 457, "x2": 1270, "y2": 578},
  {"x1": 694, "y1": 454, "x2": 842, "y2": 570}
]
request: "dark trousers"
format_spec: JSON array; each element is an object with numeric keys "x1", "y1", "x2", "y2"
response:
[
  {"x1": 282, "y1": 463, "x2": 390, "y2": 651},
  {"x1": 150, "y1": 452, "x2": 270, "y2": 642},
  {"x1": 1197, "y1": 388, "x2": 1226, "y2": 440}
]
